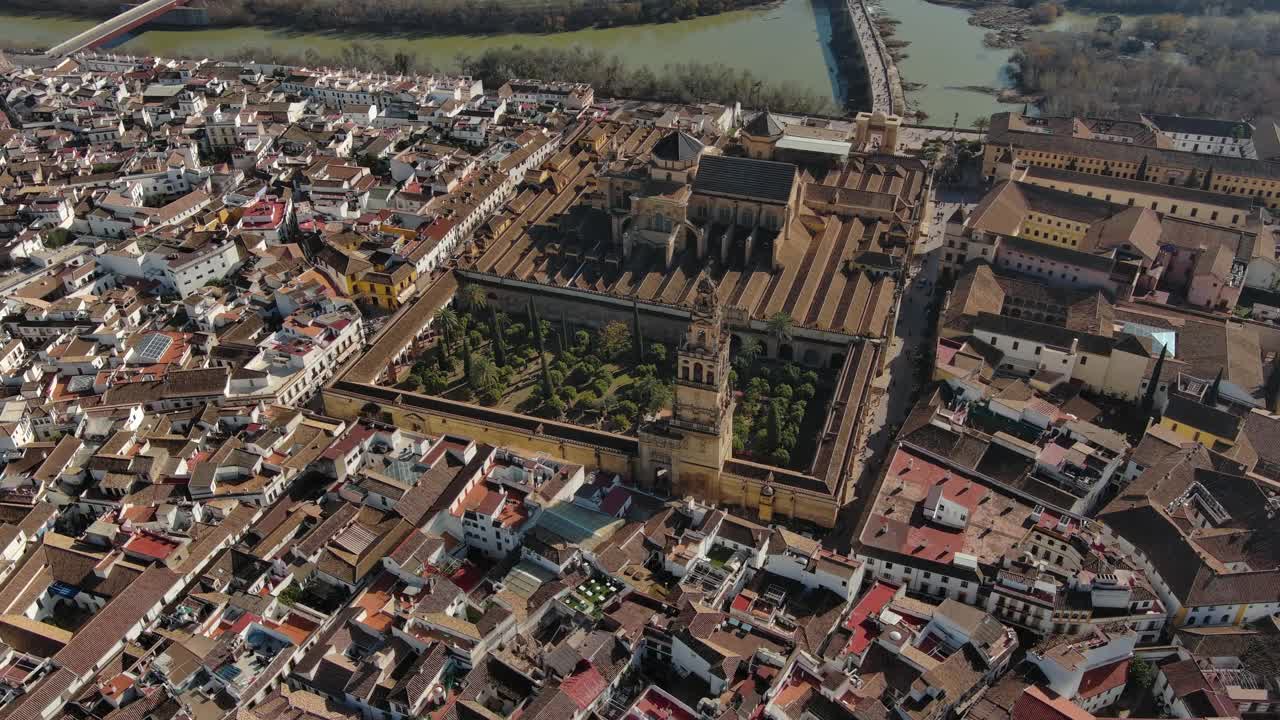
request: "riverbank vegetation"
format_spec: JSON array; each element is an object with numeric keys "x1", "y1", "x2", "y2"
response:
[
  {"x1": 459, "y1": 46, "x2": 837, "y2": 113},
  {"x1": 227, "y1": 43, "x2": 837, "y2": 115},
  {"x1": 1046, "y1": 0, "x2": 1279, "y2": 14},
  {"x1": 8, "y1": 0, "x2": 775, "y2": 35},
  {"x1": 1012, "y1": 13, "x2": 1280, "y2": 117}
]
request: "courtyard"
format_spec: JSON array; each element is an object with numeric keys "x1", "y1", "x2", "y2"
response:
[
  {"x1": 396, "y1": 292, "x2": 677, "y2": 434},
  {"x1": 389, "y1": 289, "x2": 836, "y2": 471}
]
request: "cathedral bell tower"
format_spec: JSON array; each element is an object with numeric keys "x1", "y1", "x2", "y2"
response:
[
  {"x1": 673, "y1": 275, "x2": 733, "y2": 443},
  {"x1": 637, "y1": 274, "x2": 735, "y2": 499}
]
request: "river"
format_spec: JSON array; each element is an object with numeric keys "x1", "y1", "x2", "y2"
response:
[{"x1": 0, "y1": 0, "x2": 1015, "y2": 123}]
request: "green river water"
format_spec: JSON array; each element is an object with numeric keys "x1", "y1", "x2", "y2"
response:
[{"x1": 0, "y1": 0, "x2": 1016, "y2": 123}]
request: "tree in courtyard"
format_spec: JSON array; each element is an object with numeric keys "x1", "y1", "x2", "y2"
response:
[
  {"x1": 766, "y1": 399, "x2": 784, "y2": 455},
  {"x1": 1129, "y1": 657, "x2": 1157, "y2": 693},
  {"x1": 544, "y1": 393, "x2": 568, "y2": 419},
  {"x1": 627, "y1": 365, "x2": 671, "y2": 417},
  {"x1": 767, "y1": 312, "x2": 794, "y2": 354},
  {"x1": 595, "y1": 395, "x2": 619, "y2": 428},
  {"x1": 419, "y1": 368, "x2": 449, "y2": 394},
  {"x1": 778, "y1": 362, "x2": 802, "y2": 387},
  {"x1": 1141, "y1": 343, "x2": 1167, "y2": 419},
  {"x1": 737, "y1": 336, "x2": 763, "y2": 370},
  {"x1": 462, "y1": 337, "x2": 474, "y2": 385},
  {"x1": 530, "y1": 301, "x2": 554, "y2": 400},
  {"x1": 598, "y1": 320, "x2": 632, "y2": 361},
  {"x1": 632, "y1": 303, "x2": 645, "y2": 365},
  {"x1": 434, "y1": 306, "x2": 461, "y2": 352},
  {"x1": 461, "y1": 283, "x2": 487, "y2": 311},
  {"x1": 648, "y1": 342, "x2": 668, "y2": 366},
  {"x1": 489, "y1": 305, "x2": 508, "y2": 367},
  {"x1": 470, "y1": 356, "x2": 502, "y2": 402}
]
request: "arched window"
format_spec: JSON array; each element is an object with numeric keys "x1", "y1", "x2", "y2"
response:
[
  {"x1": 681, "y1": 364, "x2": 689, "y2": 380},
  {"x1": 706, "y1": 371, "x2": 715, "y2": 384},
  {"x1": 694, "y1": 363, "x2": 704, "y2": 382}
]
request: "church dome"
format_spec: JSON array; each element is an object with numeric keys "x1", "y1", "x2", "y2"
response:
[
  {"x1": 743, "y1": 110, "x2": 784, "y2": 139},
  {"x1": 652, "y1": 130, "x2": 705, "y2": 165}
]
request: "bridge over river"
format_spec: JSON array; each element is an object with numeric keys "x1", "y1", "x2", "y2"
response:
[{"x1": 46, "y1": 0, "x2": 190, "y2": 57}]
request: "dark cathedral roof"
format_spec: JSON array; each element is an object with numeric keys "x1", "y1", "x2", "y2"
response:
[{"x1": 693, "y1": 154, "x2": 796, "y2": 204}]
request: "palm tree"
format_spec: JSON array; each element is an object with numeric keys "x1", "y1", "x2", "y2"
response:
[
  {"x1": 972, "y1": 116, "x2": 990, "y2": 143},
  {"x1": 471, "y1": 355, "x2": 501, "y2": 391},
  {"x1": 767, "y1": 312, "x2": 794, "y2": 346},
  {"x1": 460, "y1": 283, "x2": 487, "y2": 311},
  {"x1": 434, "y1": 306, "x2": 460, "y2": 352},
  {"x1": 739, "y1": 336, "x2": 763, "y2": 367}
]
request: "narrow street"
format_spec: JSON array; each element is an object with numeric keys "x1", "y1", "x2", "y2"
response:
[{"x1": 826, "y1": 189, "x2": 974, "y2": 553}]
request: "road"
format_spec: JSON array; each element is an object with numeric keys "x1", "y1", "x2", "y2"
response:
[
  {"x1": 896, "y1": 127, "x2": 984, "y2": 153},
  {"x1": 826, "y1": 191, "x2": 975, "y2": 553}
]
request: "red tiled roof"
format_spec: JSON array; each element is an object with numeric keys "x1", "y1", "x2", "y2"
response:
[
  {"x1": 1013, "y1": 687, "x2": 1095, "y2": 720},
  {"x1": 123, "y1": 532, "x2": 179, "y2": 561},
  {"x1": 844, "y1": 582, "x2": 899, "y2": 656},
  {"x1": 1077, "y1": 659, "x2": 1129, "y2": 699},
  {"x1": 562, "y1": 664, "x2": 608, "y2": 709}
]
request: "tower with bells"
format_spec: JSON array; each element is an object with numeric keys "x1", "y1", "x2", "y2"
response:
[{"x1": 638, "y1": 274, "x2": 734, "y2": 498}]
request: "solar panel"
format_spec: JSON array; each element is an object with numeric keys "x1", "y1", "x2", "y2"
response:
[
  {"x1": 67, "y1": 375, "x2": 94, "y2": 393},
  {"x1": 137, "y1": 333, "x2": 174, "y2": 363}
]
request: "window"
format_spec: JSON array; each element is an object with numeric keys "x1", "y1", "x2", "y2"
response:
[
  {"x1": 1034, "y1": 346, "x2": 1041, "y2": 355},
  {"x1": 1080, "y1": 356, "x2": 1087, "y2": 365},
  {"x1": 1012, "y1": 342, "x2": 1020, "y2": 351}
]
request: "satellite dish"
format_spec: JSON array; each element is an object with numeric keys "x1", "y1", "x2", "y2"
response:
[{"x1": 889, "y1": 630, "x2": 903, "y2": 642}]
